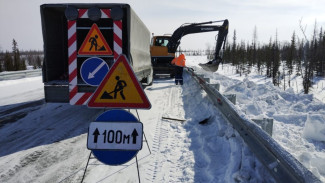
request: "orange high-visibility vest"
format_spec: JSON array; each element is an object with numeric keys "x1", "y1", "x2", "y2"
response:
[{"x1": 171, "y1": 54, "x2": 186, "y2": 67}]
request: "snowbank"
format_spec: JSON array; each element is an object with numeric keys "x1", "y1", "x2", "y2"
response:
[
  {"x1": 303, "y1": 114, "x2": 325, "y2": 142},
  {"x1": 185, "y1": 55, "x2": 325, "y2": 182}
]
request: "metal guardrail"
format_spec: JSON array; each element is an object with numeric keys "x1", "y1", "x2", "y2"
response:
[
  {"x1": 186, "y1": 68, "x2": 321, "y2": 183},
  {"x1": 0, "y1": 69, "x2": 42, "y2": 81}
]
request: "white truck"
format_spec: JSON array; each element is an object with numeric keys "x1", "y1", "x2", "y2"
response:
[{"x1": 40, "y1": 3, "x2": 153, "y2": 104}]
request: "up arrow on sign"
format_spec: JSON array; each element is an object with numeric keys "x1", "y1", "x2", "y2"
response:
[
  {"x1": 132, "y1": 129, "x2": 138, "y2": 144},
  {"x1": 93, "y1": 128, "x2": 100, "y2": 143}
]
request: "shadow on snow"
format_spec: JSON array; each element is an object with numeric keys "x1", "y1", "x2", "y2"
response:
[{"x1": 0, "y1": 100, "x2": 103, "y2": 157}]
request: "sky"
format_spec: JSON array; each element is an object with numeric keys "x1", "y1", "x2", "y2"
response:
[{"x1": 0, "y1": 0, "x2": 325, "y2": 51}]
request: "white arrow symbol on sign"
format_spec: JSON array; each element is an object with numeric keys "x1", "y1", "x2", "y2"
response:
[{"x1": 88, "y1": 61, "x2": 107, "y2": 79}]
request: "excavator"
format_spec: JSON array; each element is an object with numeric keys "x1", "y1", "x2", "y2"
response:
[{"x1": 150, "y1": 19, "x2": 229, "y2": 74}]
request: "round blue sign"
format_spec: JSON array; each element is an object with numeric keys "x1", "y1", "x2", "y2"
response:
[
  {"x1": 92, "y1": 109, "x2": 140, "y2": 165},
  {"x1": 80, "y1": 57, "x2": 109, "y2": 86}
]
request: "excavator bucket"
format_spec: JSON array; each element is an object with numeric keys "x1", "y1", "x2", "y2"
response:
[{"x1": 198, "y1": 61, "x2": 220, "y2": 72}]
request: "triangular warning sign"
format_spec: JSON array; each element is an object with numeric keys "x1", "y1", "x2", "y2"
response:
[
  {"x1": 78, "y1": 23, "x2": 113, "y2": 55},
  {"x1": 88, "y1": 54, "x2": 151, "y2": 109}
]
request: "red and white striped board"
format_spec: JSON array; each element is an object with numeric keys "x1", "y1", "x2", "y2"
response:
[{"x1": 68, "y1": 9, "x2": 123, "y2": 105}]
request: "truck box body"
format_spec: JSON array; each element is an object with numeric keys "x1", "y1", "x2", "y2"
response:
[{"x1": 40, "y1": 4, "x2": 152, "y2": 104}]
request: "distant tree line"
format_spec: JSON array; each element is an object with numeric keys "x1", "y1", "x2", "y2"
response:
[
  {"x1": 23, "y1": 50, "x2": 43, "y2": 69},
  {"x1": 176, "y1": 47, "x2": 204, "y2": 56},
  {"x1": 0, "y1": 39, "x2": 43, "y2": 72},
  {"x1": 215, "y1": 24, "x2": 325, "y2": 94}
]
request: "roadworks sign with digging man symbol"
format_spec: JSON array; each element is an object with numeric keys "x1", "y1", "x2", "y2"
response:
[
  {"x1": 101, "y1": 76, "x2": 127, "y2": 100},
  {"x1": 78, "y1": 23, "x2": 113, "y2": 55},
  {"x1": 88, "y1": 54, "x2": 151, "y2": 109}
]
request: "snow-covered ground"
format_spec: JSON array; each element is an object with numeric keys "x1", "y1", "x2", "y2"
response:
[
  {"x1": 187, "y1": 55, "x2": 325, "y2": 182},
  {"x1": 0, "y1": 55, "x2": 324, "y2": 182},
  {"x1": 0, "y1": 77, "x2": 44, "y2": 106}
]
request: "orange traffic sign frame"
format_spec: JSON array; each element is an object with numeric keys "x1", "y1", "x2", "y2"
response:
[
  {"x1": 78, "y1": 23, "x2": 113, "y2": 55},
  {"x1": 88, "y1": 54, "x2": 151, "y2": 109}
]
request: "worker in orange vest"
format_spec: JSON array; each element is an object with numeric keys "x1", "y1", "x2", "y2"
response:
[{"x1": 171, "y1": 54, "x2": 186, "y2": 85}]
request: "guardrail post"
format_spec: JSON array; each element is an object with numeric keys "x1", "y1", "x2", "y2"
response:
[
  {"x1": 209, "y1": 83, "x2": 220, "y2": 91},
  {"x1": 203, "y1": 77, "x2": 210, "y2": 83},
  {"x1": 251, "y1": 118, "x2": 273, "y2": 136},
  {"x1": 224, "y1": 94, "x2": 236, "y2": 105}
]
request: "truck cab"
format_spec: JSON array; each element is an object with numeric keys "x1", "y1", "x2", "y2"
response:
[{"x1": 150, "y1": 35, "x2": 175, "y2": 77}]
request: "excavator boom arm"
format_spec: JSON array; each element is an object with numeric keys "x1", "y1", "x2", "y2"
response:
[{"x1": 167, "y1": 19, "x2": 229, "y2": 60}]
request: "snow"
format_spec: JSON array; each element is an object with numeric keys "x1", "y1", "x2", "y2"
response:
[
  {"x1": 187, "y1": 55, "x2": 325, "y2": 182},
  {"x1": 0, "y1": 76, "x2": 44, "y2": 106},
  {"x1": 303, "y1": 114, "x2": 325, "y2": 142},
  {"x1": 0, "y1": 55, "x2": 324, "y2": 182}
]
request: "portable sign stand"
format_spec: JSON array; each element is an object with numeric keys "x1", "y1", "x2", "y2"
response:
[
  {"x1": 66, "y1": 7, "x2": 152, "y2": 183},
  {"x1": 81, "y1": 55, "x2": 152, "y2": 182},
  {"x1": 81, "y1": 110, "x2": 152, "y2": 183}
]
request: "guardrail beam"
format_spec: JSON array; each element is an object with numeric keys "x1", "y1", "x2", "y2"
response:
[{"x1": 0, "y1": 69, "x2": 42, "y2": 81}]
